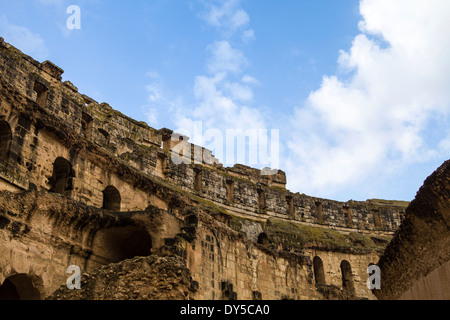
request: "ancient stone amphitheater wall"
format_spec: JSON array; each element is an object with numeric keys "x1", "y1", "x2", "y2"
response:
[{"x1": 0, "y1": 38, "x2": 411, "y2": 300}]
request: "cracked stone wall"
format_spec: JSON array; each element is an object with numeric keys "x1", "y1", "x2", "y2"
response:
[
  {"x1": 0, "y1": 191, "x2": 182, "y2": 299},
  {"x1": 0, "y1": 37, "x2": 407, "y2": 234},
  {"x1": 0, "y1": 38, "x2": 413, "y2": 301},
  {"x1": 375, "y1": 160, "x2": 450, "y2": 300}
]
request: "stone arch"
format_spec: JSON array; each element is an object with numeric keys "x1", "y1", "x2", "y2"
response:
[
  {"x1": 81, "y1": 112, "x2": 93, "y2": 138},
  {"x1": 340, "y1": 260, "x2": 355, "y2": 294},
  {"x1": 313, "y1": 256, "x2": 326, "y2": 286},
  {"x1": 98, "y1": 128, "x2": 110, "y2": 146},
  {"x1": 286, "y1": 195, "x2": 294, "y2": 217},
  {"x1": 315, "y1": 202, "x2": 324, "y2": 223},
  {"x1": 32, "y1": 80, "x2": 48, "y2": 107},
  {"x1": 194, "y1": 168, "x2": 203, "y2": 193},
  {"x1": 88, "y1": 225, "x2": 153, "y2": 267},
  {"x1": 49, "y1": 157, "x2": 74, "y2": 195},
  {"x1": 257, "y1": 232, "x2": 270, "y2": 246},
  {"x1": 0, "y1": 120, "x2": 12, "y2": 163},
  {"x1": 185, "y1": 214, "x2": 199, "y2": 227},
  {"x1": 0, "y1": 274, "x2": 43, "y2": 300},
  {"x1": 102, "y1": 185, "x2": 121, "y2": 211},
  {"x1": 372, "y1": 210, "x2": 382, "y2": 229},
  {"x1": 343, "y1": 206, "x2": 352, "y2": 225},
  {"x1": 156, "y1": 153, "x2": 169, "y2": 178}
]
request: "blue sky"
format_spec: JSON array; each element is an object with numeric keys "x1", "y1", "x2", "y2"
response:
[{"x1": 1, "y1": 0, "x2": 450, "y2": 203}]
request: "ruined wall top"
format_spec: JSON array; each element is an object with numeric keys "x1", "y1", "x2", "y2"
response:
[
  {"x1": 0, "y1": 37, "x2": 407, "y2": 234},
  {"x1": 0, "y1": 37, "x2": 285, "y2": 187}
]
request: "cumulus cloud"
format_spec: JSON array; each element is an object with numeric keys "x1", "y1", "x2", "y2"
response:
[
  {"x1": 200, "y1": 0, "x2": 250, "y2": 34},
  {"x1": 207, "y1": 40, "x2": 247, "y2": 74},
  {"x1": 170, "y1": 1, "x2": 265, "y2": 154},
  {"x1": 0, "y1": 15, "x2": 49, "y2": 61},
  {"x1": 145, "y1": 0, "x2": 271, "y2": 168},
  {"x1": 242, "y1": 29, "x2": 255, "y2": 43},
  {"x1": 285, "y1": 0, "x2": 450, "y2": 200},
  {"x1": 142, "y1": 71, "x2": 185, "y2": 128},
  {"x1": 173, "y1": 71, "x2": 266, "y2": 165},
  {"x1": 190, "y1": 73, "x2": 264, "y2": 129}
]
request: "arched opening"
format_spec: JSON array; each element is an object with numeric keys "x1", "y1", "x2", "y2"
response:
[
  {"x1": 0, "y1": 274, "x2": 42, "y2": 300},
  {"x1": 98, "y1": 128, "x2": 110, "y2": 146},
  {"x1": 89, "y1": 226, "x2": 153, "y2": 267},
  {"x1": 185, "y1": 214, "x2": 199, "y2": 227},
  {"x1": 286, "y1": 196, "x2": 294, "y2": 217},
  {"x1": 156, "y1": 153, "x2": 169, "y2": 178},
  {"x1": 257, "y1": 232, "x2": 270, "y2": 246},
  {"x1": 313, "y1": 256, "x2": 326, "y2": 286},
  {"x1": 343, "y1": 206, "x2": 352, "y2": 225},
  {"x1": 33, "y1": 80, "x2": 48, "y2": 108},
  {"x1": 0, "y1": 120, "x2": 12, "y2": 163},
  {"x1": 102, "y1": 186, "x2": 121, "y2": 211},
  {"x1": 340, "y1": 260, "x2": 355, "y2": 294},
  {"x1": 372, "y1": 210, "x2": 382, "y2": 229},
  {"x1": 81, "y1": 112, "x2": 93, "y2": 139},
  {"x1": 194, "y1": 168, "x2": 202, "y2": 193},
  {"x1": 49, "y1": 157, "x2": 74, "y2": 196},
  {"x1": 315, "y1": 202, "x2": 324, "y2": 223}
]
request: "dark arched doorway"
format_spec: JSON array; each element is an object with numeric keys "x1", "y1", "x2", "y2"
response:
[
  {"x1": 257, "y1": 232, "x2": 270, "y2": 246},
  {"x1": 0, "y1": 274, "x2": 42, "y2": 300},
  {"x1": 0, "y1": 120, "x2": 12, "y2": 163},
  {"x1": 313, "y1": 256, "x2": 326, "y2": 285},
  {"x1": 102, "y1": 186, "x2": 121, "y2": 211},
  {"x1": 340, "y1": 260, "x2": 355, "y2": 294},
  {"x1": 49, "y1": 157, "x2": 74, "y2": 196},
  {"x1": 89, "y1": 226, "x2": 153, "y2": 268}
]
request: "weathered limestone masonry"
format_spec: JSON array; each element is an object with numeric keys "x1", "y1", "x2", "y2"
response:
[
  {"x1": 375, "y1": 160, "x2": 450, "y2": 300},
  {"x1": 0, "y1": 38, "x2": 408, "y2": 300}
]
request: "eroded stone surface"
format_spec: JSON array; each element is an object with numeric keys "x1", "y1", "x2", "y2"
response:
[
  {"x1": 48, "y1": 256, "x2": 193, "y2": 300},
  {"x1": 1, "y1": 37, "x2": 441, "y2": 301},
  {"x1": 375, "y1": 160, "x2": 450, "y2": 300}
]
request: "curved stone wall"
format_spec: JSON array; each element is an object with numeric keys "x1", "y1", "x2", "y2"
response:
[{"x1": 375, "y1": 160, "x2": 450, "y2": 300}]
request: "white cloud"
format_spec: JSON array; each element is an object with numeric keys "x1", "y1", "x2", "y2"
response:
[
  {"x1": 0, "y1": 15, "x2": 49, "y2": 61},
  {"x1": 146, "y1": 83, "x2": 163, "y2": 103},
  {"x1": 201, "y1": 0, "x2": 250, "y2": 33},
  {"x1": 173, "y1": 1, "x2": 264, "y2": 136},
  {"x1": 181, "y1": 1, "x2": 265, "y2": 160},
  {"x1": 190, "y1": 73, "x2": 263, "y2": 128},
  {"x1": 229, "y1": 9, "x2": 249, "y2": 31},
  {"x1": 241, "y1": 75, "x2": 259, "y2": 85},
  {"x1": 285, "y1": 0, "x2": 450, "y2": 200},
  {"x1": 146, "y1": 71, "x2": 161, "y2": 79},
  {"x1": 223, "y1": 81, "x2": 253, "y2": 101},
  {"x1": 174, "y1": 72, "x2": 266, "y2": 164},
  {"x1": 144, "y1": 0, "x2": 267, "y2": 167},
  {"x1": 242, "y1": 29, "x2": 255, "y2": 43},
  {"x1": 142, "y1": 73, "x2": 181, "y2": 127},
  {"x1": 207, "y1": 40, "x2": 247, "y2": 74}
]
